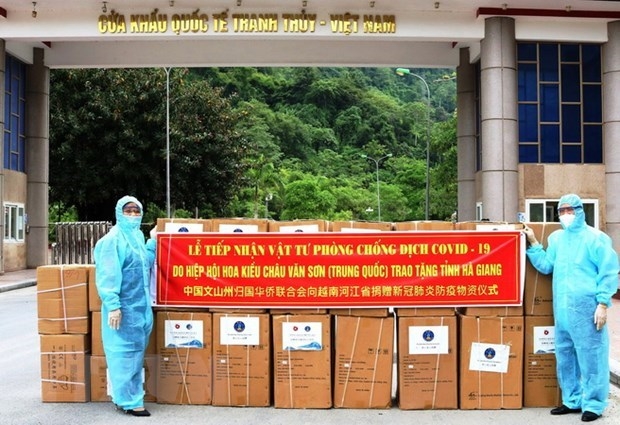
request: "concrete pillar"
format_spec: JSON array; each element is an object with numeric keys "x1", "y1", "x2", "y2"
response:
[
  {"x1": 456, "y1": 47, "x2": 477, "y2": 222},
  {"x1": 603, "y1": 20, "x2": 620, "y2": 254},
  {"x1": 0, "y1": 40, "x2": 5, "y2": 274},
  {"x1": 25, "y1": 48, "x2": 49, "y2": 267},
  {"x1": 479, "y1": 17, "x2": 519, "y2": 221}
]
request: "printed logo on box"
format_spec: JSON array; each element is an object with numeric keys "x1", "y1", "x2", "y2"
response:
[
  {"x1": 533, "y1": 325, "x2": 555, "y2": 354},
  {"x1": 164, "y1": 320, "x2": 204, "y2": 348},
  {"x1": 282, "y1": 322, "x2": 323, "y2": 351},
  {"x1": 408, "y1": 325, "x2": 449, "y2": 354},
  {"x1": 469, "y1": 342, "x2": 510, "y2": 373},
  {"x1": 220, "y1": 316, "x2": 260, "y2": 346}
]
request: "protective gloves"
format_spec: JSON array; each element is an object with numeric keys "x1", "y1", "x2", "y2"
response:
[
  {"x1": 523, "y1": 226, "x2": 539, "y2": 246},
  {"x1": 594, "y1": 304, "x2": 607, "y2": 331},
  {"x1": 108, "y1": 309, "x2": 122, "y2": 330},
  {"x1": 150, "y1": 226, "x2": 157, "y2": 240}
]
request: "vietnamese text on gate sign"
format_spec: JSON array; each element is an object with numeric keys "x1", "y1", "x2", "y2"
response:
[{"x1": 156, "y1": 231, "x2": 523, "y2": 308}]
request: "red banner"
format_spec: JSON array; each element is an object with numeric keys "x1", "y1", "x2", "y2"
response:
[{"x1": 156, "y1": 231, "x2": 524, "y2": 308}]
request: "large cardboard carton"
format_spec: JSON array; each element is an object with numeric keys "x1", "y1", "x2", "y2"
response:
[
  {"x1": 89, "y1": 355, "x2": 157, "y2": 402},
  {"x1": 37, "y1": 265, "x2": 89, "y2": 334},
  {"x1": 523, "y1": 223, "x2": 560, "y2": 316},
  {"x1": 86, "y1": 265, "x2": 100, "y2": 312},
  {"x1": 268, "y1": 219, "x2": 329, "y2": 233},
  {"x1": 393, "y1": 221, "x2": 455, "y2": 231},
  {"x1": 329, "y1": 308, "x2": 389, "y2": 317},
  {"x1": 91, "y1": 311, "x2": 157, "y2": 356},
  {"x1": 523, "y1": 316, "x2": 561, "y2": 407},
  {"x1": 330, "y1": 221, "x2": 392, "y2": 232},
  {"x1": 212, "y1": 313, "x2": 271, "y2": 407},
  {"x1": 459, "y1": 315, "x2": 524, "y2": 409},
  {"x1": 211, "y1": 218, "x2": 269, "y2": 233},
  {"x1": 40, "y1": 334, "x2": 90, "y2": 402},
  {"x1": 459, "y1": 305, "x2": 524, "y2": 317},
  {"x1": 396, "y1": 307, "x2": 456, "y2": 317},
  {"x1": 398, "y1": 315, "x2": 458, "y2": 409},
  {"x1": 333, "y1": 315, "x2": 394, "y2": 409},
  {"x1": 455, "y1": 222, "x2": 525, "y2": 231},
  {"x1": 156, "y1": 311, "x2": 212, "y2": 405},
  {"x1": 156, "y1": 218, "x2": 212, "y2": 233},
  {"x1": 270, "y1": 308, "x2": 328, "y2": 315},
  {"x1": 272, "y1": 314, "x2": 332, "y2": 408}
]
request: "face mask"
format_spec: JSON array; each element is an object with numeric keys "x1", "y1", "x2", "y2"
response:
[
  {"x1": 123, "y1": 215, "x2": 142, "y2": 230},
  {"x1": 559, "y1": 214, "x2": 575, "y2": 229}
]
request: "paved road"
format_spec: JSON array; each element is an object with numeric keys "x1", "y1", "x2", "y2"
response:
[{"x1": 2, "y1": 285, "x2": 620, "y2": 425}]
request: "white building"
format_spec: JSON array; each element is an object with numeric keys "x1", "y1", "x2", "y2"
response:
[{"x1": 1, "y1": 0, "x2": 620, "y2": 271}]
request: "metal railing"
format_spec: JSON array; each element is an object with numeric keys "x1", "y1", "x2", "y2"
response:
[{"x1": 50, "y1": 222, "x2": 111, "y2": 265}]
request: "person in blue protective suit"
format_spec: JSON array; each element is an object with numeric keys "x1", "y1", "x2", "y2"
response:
[
  {"x1": 94, "y1": 196, "x2": 157, "y2": 417},
  {"x1": 523, "y1": 194, "x2": 619, "y2": 422}
]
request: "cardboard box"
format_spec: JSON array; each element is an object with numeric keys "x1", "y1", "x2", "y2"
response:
[
  {"x1": 330, "y1": 221, "x2": 392, "y2": 232},
  {"x1": 523, "y1": 223, "x2": 560, "y2": 316},
  {"x1": 212, "y1": 313, "x2": 271, "y2": 407},
  {"x1": 40, "y1": 334, "x2": 90, "y2": 402},
  {"x1": 398, "y1": 316, "x2": 458, "y2": 409},
  {"x1": 523, "y1": 316, "x2": 561, "y2": 407},
  {"x1": 272, "y1": 314, "x2": 332, "y2": 408},
  {"x1": 37, "y1": 265, "x2": 90, "y2": 334},
  {"x1": 455, "y1": 222, "x2": 525, "y2": 231},
  {"x1": 156, "y1": 218, "x2": 212, "y2": 233},
  {"x1": 393, "y1": 221, "x2": 455, "y2": 231},
  {"x1": 270, "y1": 308, "x2": 328, "y2": 315},
  {"x1": 211, "y1": 218, "x2": 269, "y2": 233},
  {"x1": 329, "y1": 308, "x2": 389, "y2": 317},
  {"x1": 209, "y1": 308, "x2": 267, "y2": 314},
  {"x1": 459, "y1": 305, "x2": 524, "y2": 317},
  {"x1": 395, "y1": 307, "x2": 456, "y2": 317},
  {"x1": 89, "y1": 355, "x2": 157, "y2": 402},
  {"x1": 91, "y1": 311, "x2": 157, "y2": 356},
  {"x1": 333, "y1": 315, "x2": 394, "y2": 408},
  {"x1": 268, "y1": 219, "x2": 329, "y2": 233},
  {"x1": 156, "y1": 311, "x2": 212, "y2": 405},
  {"x1": 86, "y1": 265, "x2": 100, "y2": 312},
  {"x1": 459, "y1": 315, "x2": 524, "y2": 409}
]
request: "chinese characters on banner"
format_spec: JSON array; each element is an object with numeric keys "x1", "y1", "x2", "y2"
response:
[{"x1": 156, "y1": 231, "x2": 524, "y2": 308}]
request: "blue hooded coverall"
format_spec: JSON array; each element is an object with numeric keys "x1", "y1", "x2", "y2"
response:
[
  {"x1": 94, "y1": 196, "x2": 156, "y2": 410},
  {"x1": 526, "y1": 194, "x2": 619, "y2": 415}
]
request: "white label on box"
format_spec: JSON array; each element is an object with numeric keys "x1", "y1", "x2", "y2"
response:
[
  {"x1": 217, "y1": 223, "x2": 260, "y2": 233},
  {"x1": 164, "y1": 320, "x2": 204, "y2": 348},
  {"x1": 408, "y1": 325, "x2": 449, "y2": 355},
  {"x1": 282, "y1": 322, "x2": 323, "y2": 350},
  {"x1": 278, "y1": 224, "x2": 320, "y2": 233},
  {"x1": 468, "y1": 342, "x2": 510, "y2": 373},
  {"x1": 163, "y1": 222, "x2": 204, "y2": 233},
  {"x1": 219, "y1": 316, "x2": 260, "y2": 346},
  {"x1": 533, "y1": 325, "x2": 555, "y2": 354}
]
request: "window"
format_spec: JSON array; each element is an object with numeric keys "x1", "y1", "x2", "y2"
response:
[
  {"x1": 524, "y1": 198, "x2": 598, "y2": 228},
  {"x1": 4, "y1": 203, "x2": 26, "y2": 242},
  {"x1": 517, "y1": 43, "x2": 602, "y2": 164},
  {"x1": 476, "y1": 202, "x2": 483, "y2": 221},
  {"x1": 3, "y1": 55, "x2": 27, "y2": 172}
]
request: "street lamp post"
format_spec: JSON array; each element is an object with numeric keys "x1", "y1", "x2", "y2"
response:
[
  {"x1": 361, "y1": 153, "x2": 392, "y2": 221},
  {"x1": 395, "y1": 68, "x2": 431, "y2": 220},
  {"x1": 164, "y1": 67, "x2": 172, "y2": 218}
]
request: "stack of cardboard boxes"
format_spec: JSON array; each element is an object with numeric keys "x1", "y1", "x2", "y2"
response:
[
  {"x1": 522, "y1": 223, "x2": 562, "y2": 407},
  {"x1": 35, "y1": 218, "x2": 562, "y2": 411},
  {"x1": 454, "y1": 222, "x2": 525, "y2": 410},
  {"x1": 37, "y1": 265, "x2": 91, "y2": 402}
]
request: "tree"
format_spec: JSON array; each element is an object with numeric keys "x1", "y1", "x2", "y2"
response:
[{"x1": 49, "y1": 68, "x2": 248, "y2": 220}]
